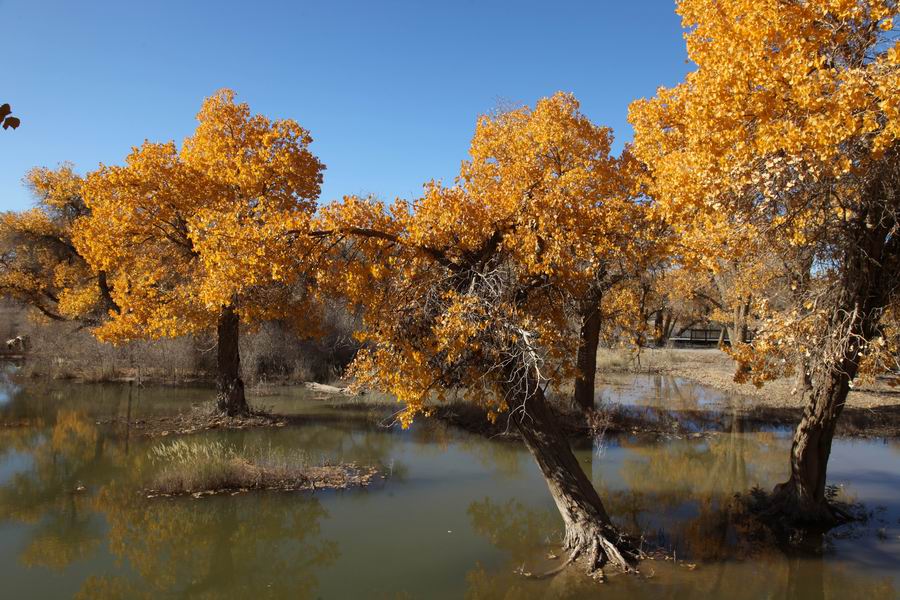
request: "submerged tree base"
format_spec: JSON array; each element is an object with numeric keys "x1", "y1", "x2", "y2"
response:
[
  {"x1": 739, "y1": 485, "x2": 867, "y2": 542},
  {"x1": 557, "y1": 524, "x2": 643, "y2": 579}
]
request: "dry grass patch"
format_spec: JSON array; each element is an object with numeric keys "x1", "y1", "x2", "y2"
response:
[{"x1": 146, "y1": 439, "x2": 377, "y2": 497}]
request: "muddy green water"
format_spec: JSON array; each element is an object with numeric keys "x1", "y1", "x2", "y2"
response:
[{"x1": 0, "y1": 369, "x2": 897, "y2": 599}]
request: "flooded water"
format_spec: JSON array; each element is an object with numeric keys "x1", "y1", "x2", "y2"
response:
[{"x1": 0, "y1": 369, "x2": 897, "y2": 599}]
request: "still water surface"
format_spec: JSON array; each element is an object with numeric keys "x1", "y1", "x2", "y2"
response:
[{"x1": 0, "y1": 370, "x2": 897, "y2": 598}]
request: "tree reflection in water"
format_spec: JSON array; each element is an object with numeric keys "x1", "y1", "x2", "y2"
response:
[
  {"x1": 80, "y1": 489, "x2": 337, "y2": 599},
  {"x1": 0, "y1": 405, "x2": 339, "y2": 598},
  {"x1": 0, "y1": 382, "x2": 895, "y2": 598},
  {"x1": 465, "y1": 501, "x2": 897, "y2": 599},
  {"x1": 0, "y1": 409, "x2": 109, "y2": 571}
]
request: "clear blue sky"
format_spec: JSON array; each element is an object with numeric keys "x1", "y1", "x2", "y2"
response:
[{"x1": 0, "y1": 0, "x2": 689, "y2": 212}]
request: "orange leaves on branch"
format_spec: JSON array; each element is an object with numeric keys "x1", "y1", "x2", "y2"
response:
[
  {"x1": 631, "y1": 0, "x2": 900, "y2": 229},
  {"x1": 630, "y1": 0, "x2": 900, "y2": 381},
  {"x1": 321, "y1": 93, "x2": 657, "y2": 425},
  {"x1": 77, "y1": 89, "x2": 326, "y2": 342},
  {"x1": 0, "y1": 165, "x2": 108, "y2": 324}
]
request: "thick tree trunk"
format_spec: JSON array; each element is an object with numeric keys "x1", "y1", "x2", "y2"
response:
[
  {"x1": 509, "y1": 384, "x2": 638, "y2": 573},
  {"x1": 215, "y1": 304, "x2": 249, "y2": 417},
  {"x1": 770, "y1": 367, "x2": 850, "y2": 525},
  {"x1": 650, "y1": 310, "x2": 674, "y2": 347},
  {"x1": 573, "y1": 301, "x2": 601, "y2": 413},
  {"x1": 770, "y1": 215, "x2": 896, "y2": 527},
  {"x1": 663, "y1": 313, "x2": 676, "y2": 341}
]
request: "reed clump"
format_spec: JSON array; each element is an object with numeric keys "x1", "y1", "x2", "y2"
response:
[{"x1": 147, "y1": 439, "x2": 376, "y2": 496}]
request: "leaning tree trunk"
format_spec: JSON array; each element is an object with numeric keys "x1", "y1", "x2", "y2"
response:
[
  {"x1": 573, "y1": 298, "x2": 602, "y2": 413},
  {"x1": 770, "y1": 218, "x2": 895, "y2": 527},
  {"x1": 215, "y1": 303, "x2": 249, "y2": 417},
  {"x1": 509, "y1": 383, "x2": 638, "y2": 573}
]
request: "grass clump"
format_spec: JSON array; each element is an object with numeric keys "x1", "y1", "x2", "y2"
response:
[
  {"x1": 149, "y1": 439, "x2": 261, "y2": 494},
  {"x1": 147, "y1": 439, "x2": 375, "y2": 496}
]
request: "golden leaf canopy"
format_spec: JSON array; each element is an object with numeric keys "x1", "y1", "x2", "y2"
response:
[
  {"x1": 630, "y1": 0, "x2": 900, "y2": 233},
  {"x1": 77, "y1": 89, "x2": 326, "y2": 341},
  {"x1": 629, "y1": 0, "x2": 900, "y2": 382},
  {"x1": 0, "y1": 165, "x2": 110, "y2": 323},
  {"x1": 317, "y1": 93, "x2": 658, "y2": 425}
]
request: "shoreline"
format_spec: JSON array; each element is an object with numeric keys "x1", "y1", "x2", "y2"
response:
[
  {"x1": 7, "y1": 352, "x2": 900, "y2": 439},
  {"x1": 596, "y1": 347, "x2": 900, "y2": 411}
]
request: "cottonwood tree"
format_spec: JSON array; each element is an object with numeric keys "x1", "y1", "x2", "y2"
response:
[
  {"x1": 0, "y1": 165, "x2": 117, "y2": 324},
  {"x1": 683, "y1": 226, "x2": 767, "y2": 347},
  {"x1": 77, "y1": 90, "x2": 325, "y2": 416},
  {"x1": 658, "y1": 223, "x2": 815, "y2": 389},
  {"x1": 630, "y1": 0, "x2": 900, "y2": 525},
  {"x1": 317, "y1": 93, "x2": 655, "y2": 574},
  {"x1": 642, "y1": 265, "x2": 719, "y2": 346}
]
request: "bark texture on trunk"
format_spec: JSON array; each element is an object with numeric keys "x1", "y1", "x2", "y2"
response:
[
  {"x1": 793, "y1": 356, "x2": 812, "y2": 395},
  {"x1": 509, "y1": 384, "x2": 638, "y2": 573},
  {"x1": 771, "y1": 367, "x2": 851, "y2": 525},
  {"x1": 216, "y1": 304, "x2": 249, "y2": 417},
  {"x1": 573, "y1": 300, "x2": 601, "y2": 414}
]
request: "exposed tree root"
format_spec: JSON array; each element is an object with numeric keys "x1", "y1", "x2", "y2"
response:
[
  {"x1": 520, "y1": 526, "x2": 642, "y2": 582},
  {"x1": 571, "y1": 526, "x2": 642, "y2": 575},
  {"x1": 523, "y1": 548, "x2": 581, "y2": 580}
]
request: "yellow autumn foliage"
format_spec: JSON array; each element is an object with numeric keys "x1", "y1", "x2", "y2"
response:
[
  {"x1": 630, "y1": 0, "x2": 900, "y2": 383},
  {"x1": 76, "y1": 89, "x2": 326, "y2": 342},
  {"x1": 0, "y1": 165, "x2": 109, "y2": 323},
  {"x1": 317, "y1": 93, "x2": 661, "y2": 425}
]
